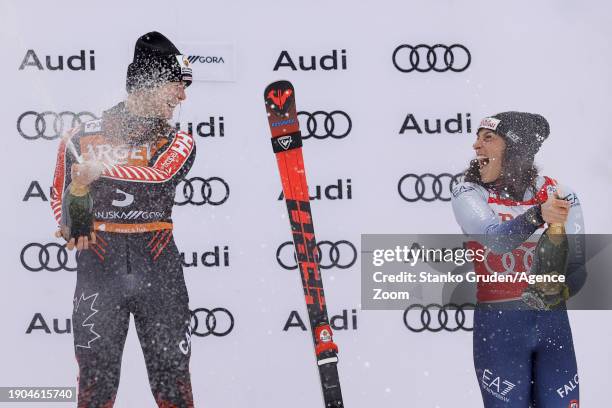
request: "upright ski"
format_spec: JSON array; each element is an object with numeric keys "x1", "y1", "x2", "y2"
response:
[{"x1": 263, "y1": 80, "x2": 344, "y2": 407}]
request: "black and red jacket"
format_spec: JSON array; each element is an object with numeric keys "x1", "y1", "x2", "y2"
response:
[{"x1": 51, "y1": 102, "x2": 196, "y2": 234}]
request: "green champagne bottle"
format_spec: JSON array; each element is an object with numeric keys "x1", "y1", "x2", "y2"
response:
[
  {"x1": 522, "y1": 223, "x2": 569, "y2": 309},
  {"x1": 66, "y1": 183, "x2": 94, "y2": 239}
]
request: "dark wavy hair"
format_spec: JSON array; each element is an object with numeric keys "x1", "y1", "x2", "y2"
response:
[{"x1": 463, "y1": 152, "x2": 539, "y2": 201}]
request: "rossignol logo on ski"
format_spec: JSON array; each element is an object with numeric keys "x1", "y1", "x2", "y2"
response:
[
  {"x1": 267, "y1": 88, "x2": 292, "y2": 110},
  {"x1": 265, "y1": 81, "x2": 295, "y2": 116},
  {"x1": 278, "y1": 135, "x2": 293, "y2": 150},
  {"x1": 271, "y1": 132, "x2": 302, "y2": 153}
]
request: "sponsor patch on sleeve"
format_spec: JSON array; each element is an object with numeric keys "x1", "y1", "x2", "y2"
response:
[
  {"x1": 452, "y1": 183, "x2": 476, "y2": 198},
  {"x1": 83, "y1": 119, "x2": 102, "y2": 134}
]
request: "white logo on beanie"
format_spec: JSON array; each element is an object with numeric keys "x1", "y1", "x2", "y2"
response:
[
  {"x1": 175, "y1": 55, "x2": 193, "y2": 81},
  {"x1": 479, "y1": 117, "x2": 500, "y2": 131},
  {"x1": 176, "y1": 55, "x2": 190, "y2": 69},
  {"x1": 506, "y1": 130, "x2": 520, "y2": 143}
]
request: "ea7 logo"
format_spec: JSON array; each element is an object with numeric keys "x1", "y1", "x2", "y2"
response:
[
  {"x1": 481, "y1": 369, "x2": 515, "y2": 401},
  {"x1": 278, "y1": 136, "x2": 292, "y2": 150}
]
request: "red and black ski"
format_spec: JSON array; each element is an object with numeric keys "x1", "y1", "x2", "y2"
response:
[{"x1": 264, "y1": 80, "x2": 344, "y2": 407}]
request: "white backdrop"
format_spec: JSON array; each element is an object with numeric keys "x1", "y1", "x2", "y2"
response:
[{"x1": 1, "y1": 0, "x2": 611, "y2": 407}]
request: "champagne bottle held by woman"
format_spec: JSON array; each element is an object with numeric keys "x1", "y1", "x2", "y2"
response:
[{"x1": 522, "y1": 191, "x2": 571, "y2": 310}]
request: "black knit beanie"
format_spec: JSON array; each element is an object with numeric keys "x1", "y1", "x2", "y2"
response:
[
  {"x1": 478, "y1": 111, "x2": 550, "y2": 158},
  {"x1": 126, "y1": 31, "x2": 193, "y2": 93}
]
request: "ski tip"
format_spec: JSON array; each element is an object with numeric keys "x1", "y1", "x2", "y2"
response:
[
  {"x1": 264, "y1": 79, "x2": 294, "y2": 97},
  {"x1": 264, "y1": 80, "x2": 297, "y2": 117}
]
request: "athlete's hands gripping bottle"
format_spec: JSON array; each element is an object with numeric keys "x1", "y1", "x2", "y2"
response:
[
  {"x1": 58, "y1": 137, "x2": 100, "y2": 249},
  {"x1": 64, "y1": 182, "x2": 94, "y2": 241},
  {"x1": 522, "y1": 196, "x2": 570, "y2": 310}
]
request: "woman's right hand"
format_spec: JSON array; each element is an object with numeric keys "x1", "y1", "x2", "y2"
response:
[{"x1": 541, "y1": 190, "x2": 570, "y2": 225}]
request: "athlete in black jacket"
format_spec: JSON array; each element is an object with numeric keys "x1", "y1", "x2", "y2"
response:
[{"x1": 51, "y1": 31, "x2": 196, "y2": 408}]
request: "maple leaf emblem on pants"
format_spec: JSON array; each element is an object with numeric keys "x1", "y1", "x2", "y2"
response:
[{"x1": 73, "y1": 292, "x2": 101, "y2": 349}]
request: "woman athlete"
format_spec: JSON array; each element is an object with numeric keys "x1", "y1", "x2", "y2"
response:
[{"x1": 451, "y1": 112, "x2": 585, "y2": 408}]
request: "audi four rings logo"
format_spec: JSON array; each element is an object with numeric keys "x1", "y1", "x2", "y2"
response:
[
  {"x1": 17, "y1": 111, "x2": 98, "y2": 140},
  {"x1": 297, "y1": 111, "x2": 352, "y2": 139},
  {"x1": 403, "y1": 303, "x2": 475, "y2": 332},
  {"x1": 175, "y1": 177, "x2": 230, "y2": 206},
  {"x1": 276, "y1": 240, "x2": 358, "y2": 270},
  {"x1": 398, "y1": 173, "x2": 462, "y2": 202},
  {"x1": 20, "y1": 243, "x2": 77, "y2": 272},
  {"x1": 190, "y1": 307, "x2": 234, "y2": 337},
  {"x1": 484, "y1": 243, "x2": 535, "y2": 275},
  {"x1": 392, "y1": 44, "x2": 471, "y2": 73}
]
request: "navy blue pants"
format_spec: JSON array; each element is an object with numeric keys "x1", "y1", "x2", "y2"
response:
[{"x1": 473, "y1": 306, "x2": 579, "y2": 408}]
